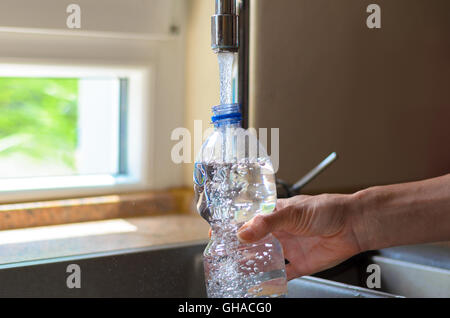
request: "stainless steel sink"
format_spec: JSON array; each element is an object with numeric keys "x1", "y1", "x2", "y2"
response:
[
  {"x1": 370, "y1": 244, "x2": 450, "y2": 298},
  {"x1": 288, "y1": 276, "x2": 399, "y2": 298},
  {"x1": 0, "y1": 241, "x2": 402, "y2": 298},
  {"x1": 314, "y1": 244, "x2": 450, "y2": 298}
]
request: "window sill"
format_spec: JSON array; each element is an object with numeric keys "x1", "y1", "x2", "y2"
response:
[{"x1": 0, "y1": 188, "x2": 195, "y2": 230}]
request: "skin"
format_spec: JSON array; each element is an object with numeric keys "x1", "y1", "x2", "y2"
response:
[{"x1": 234, "y1": 174, "x2": 450, "y2": 280}]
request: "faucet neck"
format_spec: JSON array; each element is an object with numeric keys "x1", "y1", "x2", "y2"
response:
[
  {"x1": 215, "y1": 0, "x2": 236, "y2": 15},
  {"x1": 211, "y1": 0, "x2": 239, "y2": 53}
]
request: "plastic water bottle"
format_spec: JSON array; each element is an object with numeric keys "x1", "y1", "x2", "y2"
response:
[{"x1": 193, "y1": 103, "x2": 288, "y2": 298}]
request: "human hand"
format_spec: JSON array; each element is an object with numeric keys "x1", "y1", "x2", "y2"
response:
[{"x1": 236, "y1": 194, "x2": 363, "y2": 280}]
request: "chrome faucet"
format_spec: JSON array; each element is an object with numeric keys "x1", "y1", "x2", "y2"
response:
[{"x1": 211, "y1": 0, "x2": 239, "y2": 52}]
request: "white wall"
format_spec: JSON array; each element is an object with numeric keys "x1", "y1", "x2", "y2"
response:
[{"x1": 0, "y1": 0, "x2": 188, "y2": 202}]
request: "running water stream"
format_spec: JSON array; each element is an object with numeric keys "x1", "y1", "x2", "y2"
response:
[{"x1": 218, "y1": 52, "x2": 235, "y2": 105}]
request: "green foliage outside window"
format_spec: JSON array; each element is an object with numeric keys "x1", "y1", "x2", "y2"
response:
[{"x1": 0, "y1": 78, "x2": 78, "y2": 170}]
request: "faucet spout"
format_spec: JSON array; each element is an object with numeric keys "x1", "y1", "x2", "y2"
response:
[{"x1": 211, "y1": 0, "x2": 239, "y2": 53}]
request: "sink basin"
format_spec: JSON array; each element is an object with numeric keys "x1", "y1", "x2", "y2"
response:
[
  {"x1": 370, "y1": 244, "x2": 450, "y2": 297},
  {"x1": 314, "y1": 244, "x2": 450, "y2": 298},
  {"x1": 0, "y1": 241, "x2": 401, "y2": 298},
  {"x1": 288, "y1": 276, "x2": 398, "y2": 298}
]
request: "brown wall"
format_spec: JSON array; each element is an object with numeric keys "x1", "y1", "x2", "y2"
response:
[{"x1": 251, "y1": 0, "x2": 450, "y2": 193}]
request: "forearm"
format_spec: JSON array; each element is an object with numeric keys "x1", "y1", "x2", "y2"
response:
[{"x1": 350, "y1": 174, "x2": 450, "y2": 252}]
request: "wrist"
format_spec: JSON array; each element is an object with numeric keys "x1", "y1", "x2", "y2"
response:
[{"x1": 347, "y1": 188, "x2": 377, "y2": 253}]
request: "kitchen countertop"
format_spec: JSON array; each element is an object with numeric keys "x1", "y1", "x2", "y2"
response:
[{"x1": 0, "y1": 214, "x2": 210, "y2": 265}]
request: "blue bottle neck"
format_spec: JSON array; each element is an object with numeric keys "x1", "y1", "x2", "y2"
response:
[{"x1": 211, "y1": 103, "x2": 242, "y2": 128}]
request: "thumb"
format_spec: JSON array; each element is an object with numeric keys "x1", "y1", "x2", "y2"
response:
[{"x1": 237, "y1": 208, "x2": 292, "y2": 243}]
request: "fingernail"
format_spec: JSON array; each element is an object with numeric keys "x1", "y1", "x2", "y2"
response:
[{"x1": 237, "y1": 223, "x2": 253, "y2": 243}]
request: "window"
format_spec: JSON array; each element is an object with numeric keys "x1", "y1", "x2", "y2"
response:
[
  {"x1": 0, "y1": 63, "x2": 151, "y2": 201},
  {"x1": 0, "y1": 76, "x2": 122, "y2": 179}
]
